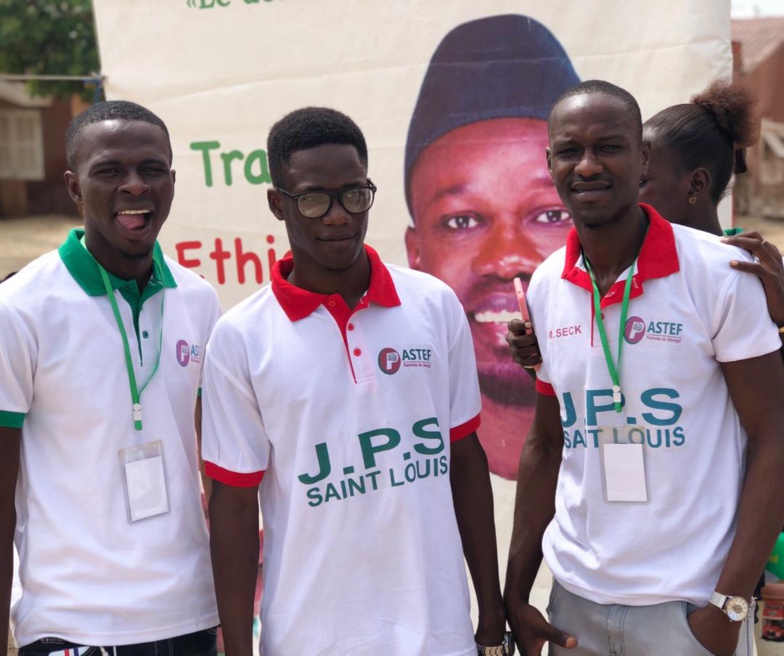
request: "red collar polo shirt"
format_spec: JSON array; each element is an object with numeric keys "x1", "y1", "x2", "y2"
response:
[
  {"x1": 202, "y1": 245, "x2": 481, "y2": 656},
  {"x1": 528, "y1": 204, "x2": 781, "y2": 609}
]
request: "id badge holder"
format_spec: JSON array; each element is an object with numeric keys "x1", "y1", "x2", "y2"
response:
[
  {"x1": 119, "y1": 440, "x2": 170, "y2": 522},
  {"x1": 597, "y1": 415, "x2": 649, "y2": 503}
]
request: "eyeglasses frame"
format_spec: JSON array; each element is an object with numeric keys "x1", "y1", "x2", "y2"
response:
[{"x1": 274, "y1": 179, "x2": 378, "y2": 219}]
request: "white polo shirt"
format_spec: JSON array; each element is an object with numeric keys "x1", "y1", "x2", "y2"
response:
[
  {"x1": 202, "y1": 246, "x2": 480, "y2": 656},
  {"x1": 528, "y1": 205, "x2": 781, "y2": 607},
  {"x1": 0, "y1": 229, "x2": 220, "y2": 646}
]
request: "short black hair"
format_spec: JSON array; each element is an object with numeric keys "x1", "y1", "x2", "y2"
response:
[
  {"x1": 267, "y1": 107, "x2": 368, "y2": 187},
  {"x1": 643, "y1": 81, "x2": 758, "y2": 203},
  {"x1": 66, "y1": 100, "x2": 172, "y2": 170},
  {"x1": 551, "y1": 80, "x2": 642, "y2": 140}
]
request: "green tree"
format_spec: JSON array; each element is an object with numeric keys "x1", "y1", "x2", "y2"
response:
[{"x1": 0, "y1": 0, "x2": 101, "y2": 101}]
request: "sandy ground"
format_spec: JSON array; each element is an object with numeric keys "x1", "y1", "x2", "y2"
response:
[
  {"x1": 2, "y1": 215, "x2": 75, "y2": 654},
  {"x1": 0, "y1": 214, "x2": 82, "y2": 279}
]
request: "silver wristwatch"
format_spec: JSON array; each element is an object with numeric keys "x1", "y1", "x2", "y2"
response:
[
  {"x1": 709, "y1": 591, "x2": 751, "y2": 622},
  {"x1": 476, "y1": 631, "x2": 515, "y2": 656}
]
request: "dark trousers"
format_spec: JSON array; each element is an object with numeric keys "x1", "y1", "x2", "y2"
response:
[{"x1": 19, "y1": 627, "x2": 218, "y2": 656}]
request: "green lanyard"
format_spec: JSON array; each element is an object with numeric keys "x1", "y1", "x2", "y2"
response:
[
  {"x1": 81, "y1": 238, "x2": 164, "y2": 431},
  {"x1": 584, "y1": 255, "x2": 636, "y2": 413}
]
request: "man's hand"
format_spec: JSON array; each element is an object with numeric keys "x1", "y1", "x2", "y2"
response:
[
  {"x1": 507, "y1": 319, "x2": 542, "y2": 375},
  {"x1": 505, "y1": 600, "x2": 576, "y2": 655},
  {"x1": 724, "y1": 231, "x2": 784, "y2": 327},
  {"x1": 687, "y1": 604, "x2": 741, "y2": 656}
]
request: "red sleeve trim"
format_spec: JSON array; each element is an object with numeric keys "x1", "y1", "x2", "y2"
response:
[
  {"x1": 450, "y1": 413, "x2": 481, "y2": 442},
  {"x1": 205, "y1": 461, "x2": 264, "y2": 488},
  {"x1": 536, "y1": 379, "x2": 556, "y2": 396}
]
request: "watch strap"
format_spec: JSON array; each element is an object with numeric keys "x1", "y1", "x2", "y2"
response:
[
  {"x1": 476, "y1": 646, "x2": 505, "y2": 656},
  {"x1": 709, "y1": 591, "x2": 728, "y2": 611},
  {"x1": 476, "y1": 631, "x2": 515, "y2": 656}
]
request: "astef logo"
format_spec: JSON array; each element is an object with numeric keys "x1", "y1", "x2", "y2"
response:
[
  {"x1": 176, "y1": 340, "x2": 202, "y2": 367},
  {"x1": 624, "y1": 316, "x2": 683, "y2": 345},
  {"x1": 378, "y1": 348, "x2": 402, "y2": 375},
  {"x1": 624, "y1": 316, "x2": 647, "y2": 344},
  {"x1": 377, "y1": 346, "x2": 433, "y2": 375}
]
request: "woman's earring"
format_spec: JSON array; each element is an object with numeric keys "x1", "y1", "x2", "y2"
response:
[{"x1": 688, "y1": 195, "x2": 697, "y2": 205}]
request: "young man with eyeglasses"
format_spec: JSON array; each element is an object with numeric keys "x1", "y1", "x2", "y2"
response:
[{"x1": 202, "y1": 107, "x2": 509, "y2": 656}]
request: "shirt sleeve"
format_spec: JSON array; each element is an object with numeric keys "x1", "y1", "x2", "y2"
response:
[
  {"x1": 201, "y1": 319, "x2": 269, "y2": 487},
  {"x1": 0, "y1": 299, "x2": 34, "y2": 428},
  {"x1": 711, "y1": 265, "x2": 781, "y2": 363},
  {"x1": 198, "y1": 286, "x2": 223, "y2": 391},
  {"x1": 444, "y1": 289, "x2": 482, "y2": 441}
]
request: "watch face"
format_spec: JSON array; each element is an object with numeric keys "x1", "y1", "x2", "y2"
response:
[{"x1": 726, "y1": 596, "x2": 749, "y2": 621}]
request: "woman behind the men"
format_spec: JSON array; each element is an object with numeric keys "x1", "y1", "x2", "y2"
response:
[{"x1": 640, "y1": 80, "x2": 784, "y2": 330}]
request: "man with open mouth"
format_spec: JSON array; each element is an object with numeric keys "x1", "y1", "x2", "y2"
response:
[{"x1": 0, "y1": 100, "x2": 221, "y2": 655}]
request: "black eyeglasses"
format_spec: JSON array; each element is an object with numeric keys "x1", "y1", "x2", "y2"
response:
[{"x1": 275, "y1": 180, "x2": 377, "y2": 219}]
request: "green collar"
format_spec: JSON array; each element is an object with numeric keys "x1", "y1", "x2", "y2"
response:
[
  {"x1": 722, "y1": 227, "x2": 744, "y2": 237},
  {"x1": 59, "y1": 228, "x2": 177, "y2": 303}
]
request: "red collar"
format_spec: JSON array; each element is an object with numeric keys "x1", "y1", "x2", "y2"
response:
[
  {"x1": 562, "y1": 203, "x2": 680, "y2": 308},
  {"x1": 271, "y1": 245, "x2": 402, "y2": 321}
]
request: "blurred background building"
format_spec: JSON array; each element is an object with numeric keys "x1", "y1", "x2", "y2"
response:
[{"x1": 732, "y1": 15, "x2": 784, "y2": 218}]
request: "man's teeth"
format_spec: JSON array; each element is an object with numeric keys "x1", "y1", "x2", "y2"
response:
[
  {"x1": 117, "y1": 210, "x2": 148, "y2": 214},
  {"x1": 474, "y1": 310, "x2": 519, "y2": 324}
]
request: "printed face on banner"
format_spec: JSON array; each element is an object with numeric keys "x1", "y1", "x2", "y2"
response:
[
  {"x1": 401, "y1": 13, "x2": 582, "y2": 479},
  {"x1": 406, "y1": 118, "x2": 571, "y2": 478}
]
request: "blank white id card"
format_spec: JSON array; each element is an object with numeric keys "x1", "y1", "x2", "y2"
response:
[
  {"x1": 601, "y1": 442, "x2": 648, "y2": 502},
  {"x1": 119, "y1": 440, "x2": 170, "y2": 522}
]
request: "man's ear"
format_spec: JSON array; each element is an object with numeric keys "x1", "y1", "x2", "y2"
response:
[
  {"x1": 689, "y1": 168, "x2": 711, "y2": 200},
  {"x1": 64, "y1": 171, "x2": 83, "y2": 206},
  {"x1": 268, "y1": 188, "x2": 285, "y2": 221},
  {"x1": 404, "y1": 226, "x2": 422, "y2": 270},
  {"x1": 171, "y1": 169, "x2": 176, "y2": 185},
  {"x1": 640, "y1": 140, "x2": 651, "y2": 177}
]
